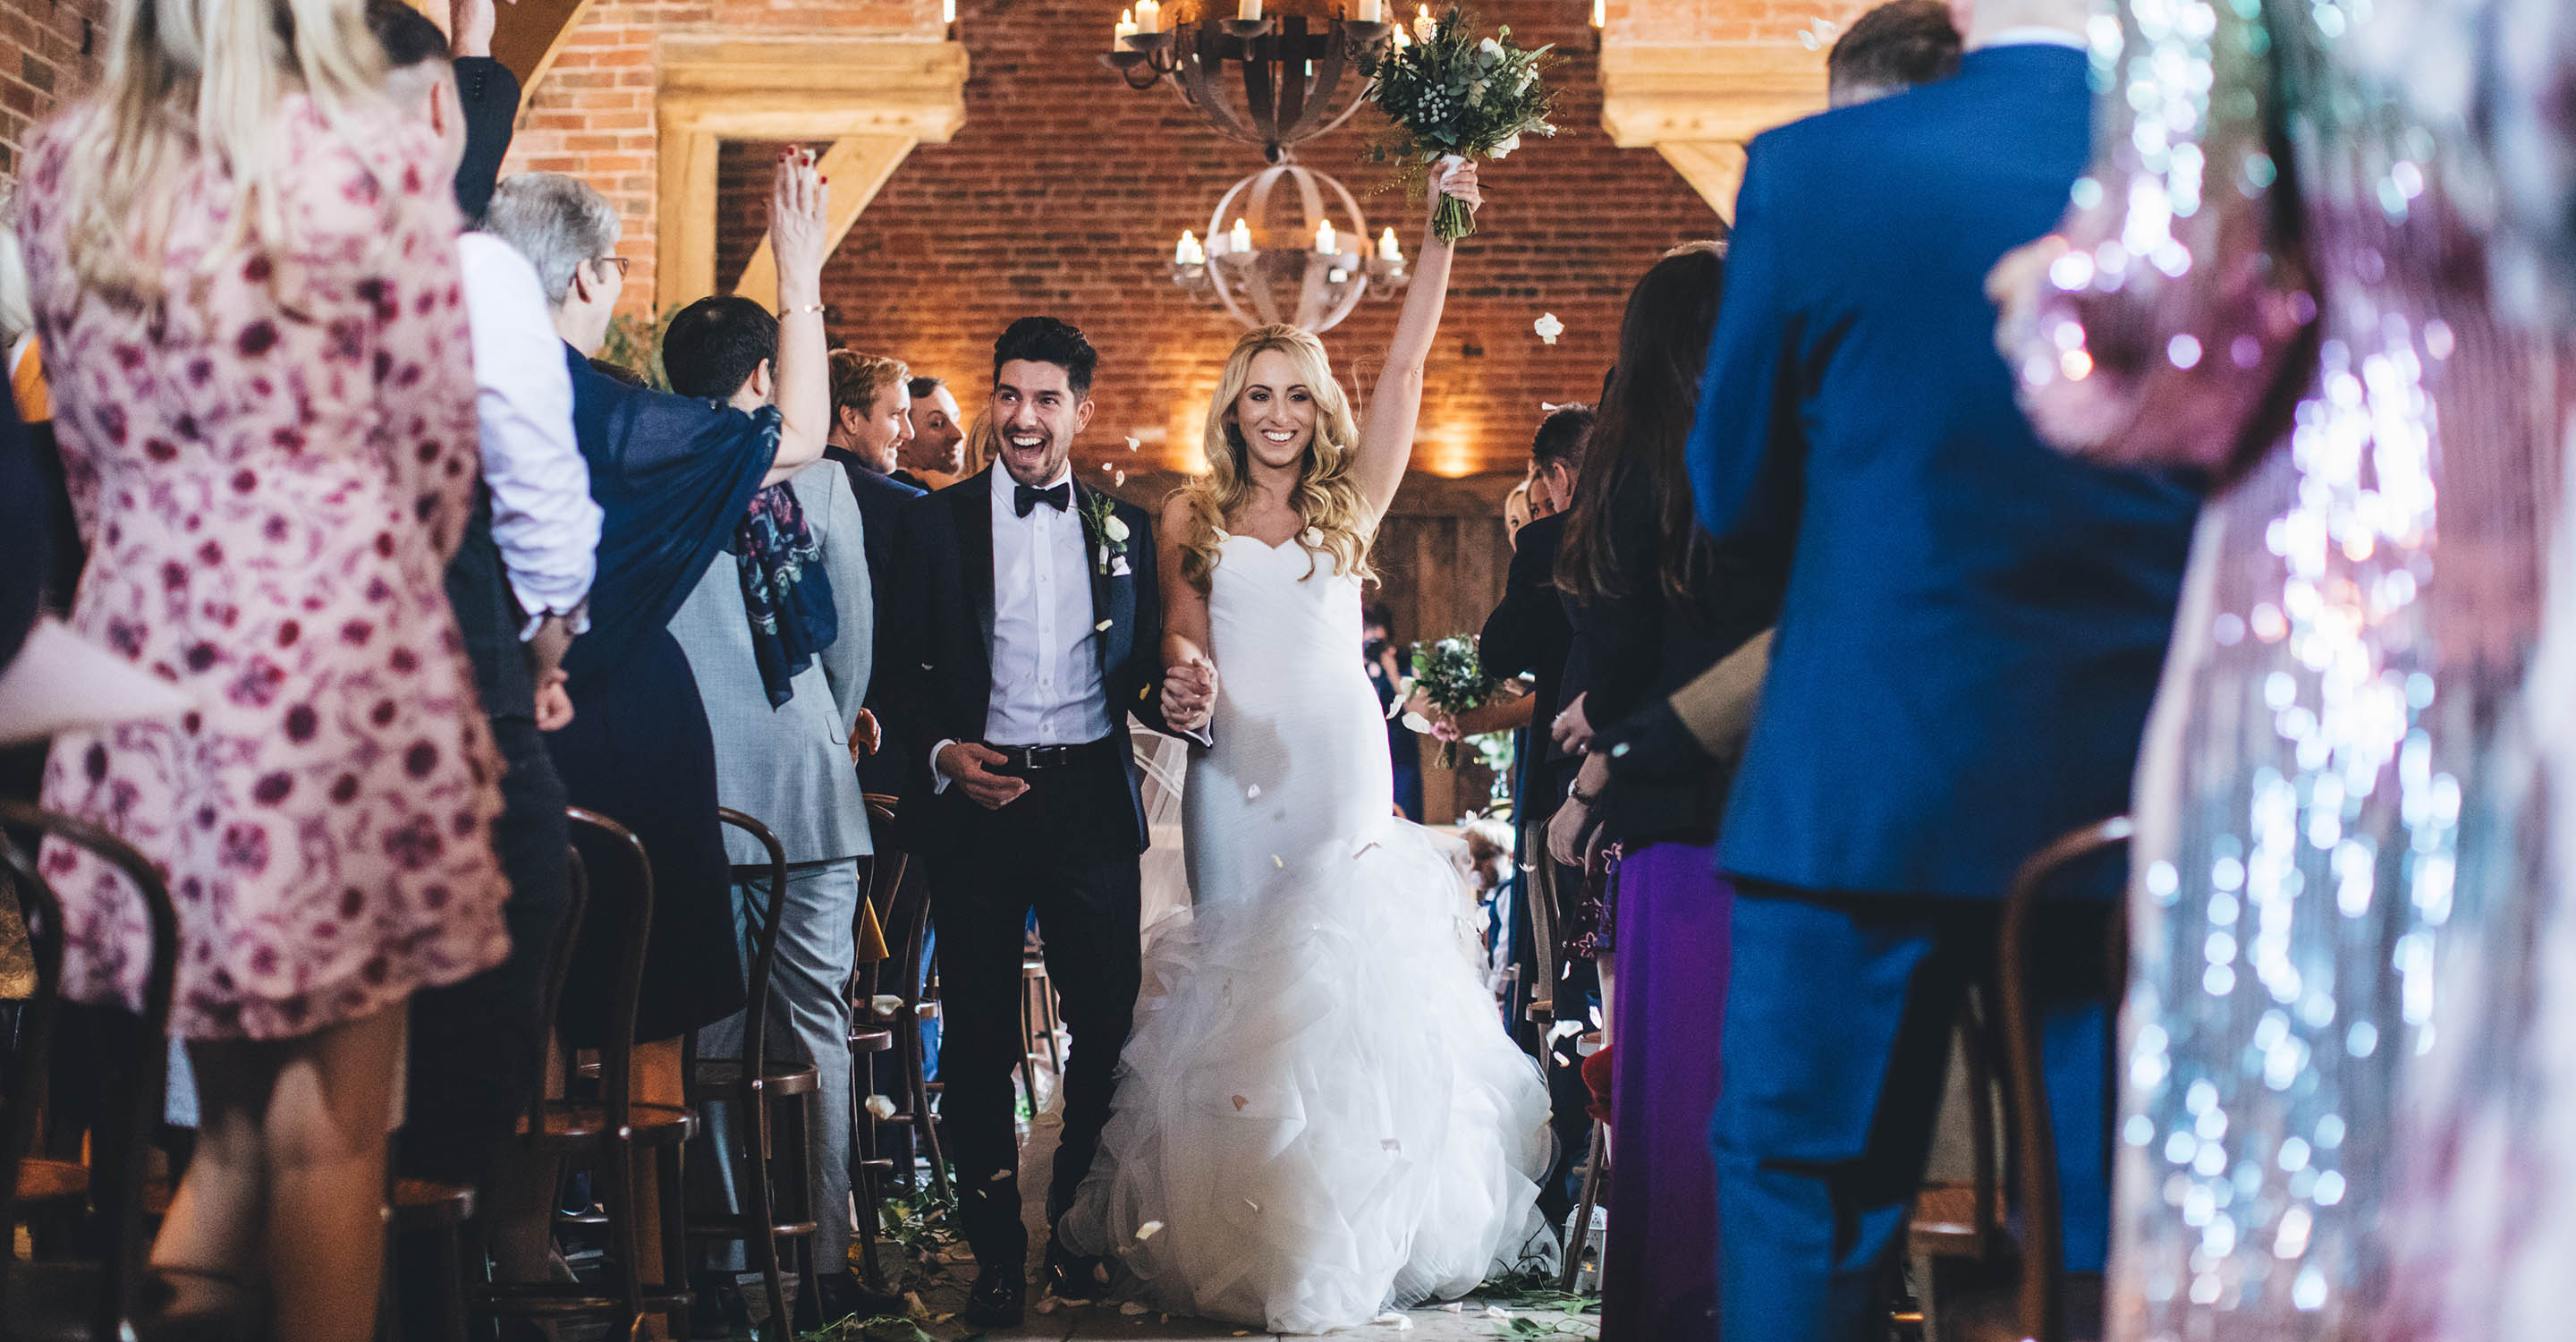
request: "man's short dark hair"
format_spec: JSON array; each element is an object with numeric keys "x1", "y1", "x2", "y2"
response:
[
  {"x1": 906, "y1": 374, "x2": 946, "y2": 400},
  {"x1": 663, "y1": 295, "x2": 779, "y2": 402},
  {"x1": 993, "y1": 317, "x2": 1097, "y2": 399},
  {"x1": 365, "y1": 0, "x2": 451, "y2": 71},
  {"x1": 1532, "y1": 403, "x2": 1596, "y2": 470},
  {"x1": 1826, "y1": 0, "x2": 1961, "y2": 106}
]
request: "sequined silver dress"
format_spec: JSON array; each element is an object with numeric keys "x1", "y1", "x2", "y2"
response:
[{"x1": 2004, "y1": 1, "x2": 2565, "y2": 1338}]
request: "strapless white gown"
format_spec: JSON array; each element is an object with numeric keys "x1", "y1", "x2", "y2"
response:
[{"x1": 1060, "y1": 534, "x2": 1556, "y2": 1333}]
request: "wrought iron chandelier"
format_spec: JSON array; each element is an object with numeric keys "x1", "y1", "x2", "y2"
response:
[
  {"x1": 1170, "y1": 161, "x2": 1407, "y2": 333},
  {"x1": 1102, "y1": 2, "x2": 1400, "y2": 164}
]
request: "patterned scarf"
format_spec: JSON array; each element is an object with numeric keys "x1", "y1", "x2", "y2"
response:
[{"x1": 730, "y1": 481, "x2": 838, "y2": 708}]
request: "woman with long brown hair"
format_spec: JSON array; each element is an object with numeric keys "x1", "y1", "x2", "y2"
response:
[
  {"x1": 16, "y1": 0, "x2": 503, "y2": 1334},
  {"x1": 1548, "y1": 241, "x2": 1782, "y2": 1342}
]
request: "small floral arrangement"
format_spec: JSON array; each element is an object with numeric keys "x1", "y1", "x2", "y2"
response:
[
  {"x1": 1077, "y1": 490, "x2": 1131, "y2": 577},
  {"x1": 1399, "y1": 633, "x2": 1495, "y2": 766},
  {"x1": 1360, "y1": 5, "x2": 1558, "y2": 242}
]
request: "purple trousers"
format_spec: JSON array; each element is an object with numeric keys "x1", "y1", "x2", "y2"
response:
[{"x1": 1603, "y1": 842, "x2": 1729, "y2": 1341}]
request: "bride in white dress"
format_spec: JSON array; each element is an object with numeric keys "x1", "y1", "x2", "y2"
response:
[{"x1": 1058, "y1": 163, "x2": 1556, "y2": 1333}]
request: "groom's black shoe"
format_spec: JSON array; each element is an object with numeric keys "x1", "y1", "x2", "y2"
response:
[
  {"x1": 1044, "y1": 1241, "x2": 1106, "y2": 1304},
  {"x1": 961, "y1": 1263, "x2": 1026, "y2": 1329}
]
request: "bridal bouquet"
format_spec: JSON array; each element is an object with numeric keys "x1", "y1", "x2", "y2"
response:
[
  {"x1": 1360, "y1": 5, "x2": 1558, "y2": 242},
  {"x1": 1401, "y1": 633, "x2": 1496, "y2": 767}
]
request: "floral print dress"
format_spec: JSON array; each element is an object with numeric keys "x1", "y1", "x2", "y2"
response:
[{"x1": 18, "y1": 96, "x2": 509, "y2": 1040}]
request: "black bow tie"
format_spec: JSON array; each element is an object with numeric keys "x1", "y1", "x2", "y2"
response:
[{"x1": 1013, "y1": 481, "x2": 1072, "y2": 517}]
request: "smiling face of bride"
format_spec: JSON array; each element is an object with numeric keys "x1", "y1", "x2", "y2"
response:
[{"x1": 1230, "y1": 348, "x2": 1322, "y2": 473}]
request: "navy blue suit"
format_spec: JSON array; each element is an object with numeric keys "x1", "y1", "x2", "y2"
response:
[
  {"x1": 1684, "y1": 42, "x2": 2199, "y2": 1341},
  {"x1": 826, "y1": 447, "x2": 926, "y2": 794}
]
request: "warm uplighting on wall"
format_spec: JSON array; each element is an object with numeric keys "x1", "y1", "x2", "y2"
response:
[{"x1": 1423, "y1": 429, "x2": 1478, "y2": 479}]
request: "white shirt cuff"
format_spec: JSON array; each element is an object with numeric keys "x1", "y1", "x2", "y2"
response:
[{"x1": 929, "y1": 738, "x2": 960, "y2": 794}]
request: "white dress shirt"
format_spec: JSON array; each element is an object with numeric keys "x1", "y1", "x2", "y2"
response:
[
  {"x1": 931, "y1": 465, "x2": 1114, "y2": 788},
  {"x1": 458, "y1": 231, "x2": 600, "y2": 636}
]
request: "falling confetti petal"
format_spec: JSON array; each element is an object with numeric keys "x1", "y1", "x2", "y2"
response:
[
  {"x1": 1246, "y1": 785, "x2": 1262, "y2": 798},
  {"x1": 1486, "y1": 1305, "x2": 1512, "y2": 1319},
  {"x1": 1232, "y1": 1095, "x2": 1250, "y2": 1110},
  {"x1": 1272, "y1": 854, "x2": 1284, "y2": 868},
  {"x1": 1124, "y1": 436, "x2": 1141, "y2": 450},
  {"x1": 865, "y1": 1094, "x2": 897, "y2": 1121},
  {"x1": 869, "y1": 993, "x2": 903, "y2": 1015},
  {"x1": 1114, "y1": 469, "x2": 1128, "y2": 486},
  {"x1": 1096, "y1": 619, "x2": 1114, "y2": 632},
  {"x1": 1102, "y1": 462, "x2": 1114, "y2": 471},
  {"x1": 991, "y1": 1168, "x2": 1013, "y2": 1182},
  {"x1": 1122, "y1": 1302, "x2": 1149, "y2": 1316},
  {"x1": 1136, "y1": 1220, "x2": 1165, "y2": 1241},
  {"x1": 1532, "y1": 312, "x2": 1563, "y2": 344}
]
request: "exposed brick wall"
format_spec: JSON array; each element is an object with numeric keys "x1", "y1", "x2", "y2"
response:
[
  {"x1": 496, "y1": 0, "x2": 934, "y2": 311},
  {"x1": 0, "y1": 0, "x2": 106, "y2": 182},
  {"x1": 708, "y1": 0, "x2": 1724, "y2": 480}
]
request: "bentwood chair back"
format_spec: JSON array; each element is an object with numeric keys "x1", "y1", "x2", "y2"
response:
[
  {"x1": 1997, "y1": 815, "x2": 2131, "y2": 1342},
  {"x1": 868, "y1": 794, "x2": 949, "y2": 1201},
  {"x1": 683, "y1": 809, "x2": 817, "y2": 1333},
  {"x1": 479, "y1": 809, "x2": 697, "y2": 1335},
  {"x1": 0, "y1": 801, "x2": 253, "y2": 1342}
]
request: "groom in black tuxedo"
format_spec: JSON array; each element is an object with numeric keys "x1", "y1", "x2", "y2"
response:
[{"x1": 880, "y1": 317, "x2": 1208, "y2": 1326}]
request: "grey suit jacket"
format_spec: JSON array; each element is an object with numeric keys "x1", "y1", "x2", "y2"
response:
[{"x1": 670, "y1": 463, "x2": 875, "y2": 865}]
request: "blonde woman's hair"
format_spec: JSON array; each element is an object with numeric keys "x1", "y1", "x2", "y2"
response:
[
  {"x1": 1174, "y1": 324, "x2": 1373, "y2": 593},
  {"x1": 52, "y1": 0, "x2": 388, "y2": 302},
  {"x1": 960, "y1": 406, "x2": 999, "y2": 477}
]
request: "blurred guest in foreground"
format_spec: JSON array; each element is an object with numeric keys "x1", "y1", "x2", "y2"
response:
[
  {"x1": 18, "y1": 0, "x2": 507, "y2": 1331},
  {"x1": 1685, "y1": 0, "x2": 2200, "y2": 1334}
]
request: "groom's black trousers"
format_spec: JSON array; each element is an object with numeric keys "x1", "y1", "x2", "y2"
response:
[{"x1": 924, "y1": 743, "x2": 1144, "y2": 1270}]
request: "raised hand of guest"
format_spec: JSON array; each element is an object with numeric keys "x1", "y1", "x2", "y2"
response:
[
  {"x1": 937, "y1": 741, "x2": 1030, "y2": 811},
  {"x1": 764, "y1": 146, "x2": 832, "y2": 485},
  {"x1": 448, "y1": 0, "x2": 505, "y2": 58}
]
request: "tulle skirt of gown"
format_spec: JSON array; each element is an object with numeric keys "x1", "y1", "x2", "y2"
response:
[{"x1": 1062, "y1": 536, "x2": 1555, "y2": 1332}]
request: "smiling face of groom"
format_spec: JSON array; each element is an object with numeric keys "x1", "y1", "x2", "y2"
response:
[{"x1": 989, "y1": 316, "x2": 1098, "y2": 488}]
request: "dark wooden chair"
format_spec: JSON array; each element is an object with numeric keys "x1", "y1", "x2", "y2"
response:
[
  {"x1": 839, "y1": 802, "x2": 907, "y2": 1291},
  {"x1": 860, "y1": 794, "x2": 948, "y2": 1202},
  {"x1": 1901, "y1": 998, "x2": 2012, "y2": 1341},
  {"x1": 0, "y1": 801, "x2": 257, "y2": 1342},
  {"x1": 682, "y1": 808, "x2": 818, "y2": 1332},
  {"x1": 475, "y1": 808, "x2": 698, "y2": 1337},
  {"x1": 1996, "y1": 816, "x2": 2130, "y2": 1342}
]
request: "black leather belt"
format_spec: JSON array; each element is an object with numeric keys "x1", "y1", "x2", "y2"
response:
[{"x1": 987, "y1": 738, "x2": 1120, "y2": 773}]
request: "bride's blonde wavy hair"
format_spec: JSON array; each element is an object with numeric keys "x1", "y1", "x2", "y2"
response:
[
  {"x1": 1174, "y1": 324, "x2": 1374, "y2": 593},
  {"x1": 54, "y1": 0, "x2": 386, "y2": 302}
]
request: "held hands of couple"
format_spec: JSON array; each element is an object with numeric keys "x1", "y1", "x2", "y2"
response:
[{"x1": 1160, "y1": 657, "x2": 1218, "y2": 735}]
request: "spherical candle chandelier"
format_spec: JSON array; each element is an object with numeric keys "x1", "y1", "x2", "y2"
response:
[{"x1": 1170, "y1": 161, "x2": 1407, "y2": 333}]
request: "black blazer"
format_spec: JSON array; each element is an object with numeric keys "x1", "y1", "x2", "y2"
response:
[
  {"x1": 878, "y1": 468, "x2": 1173, "y2": 854},
  {"x1": 1479, "y1": 511, "x2": 1575, "y2": 810},
  {"x1": 827, "y1": 447, "x2": 927, "y2": 795}
]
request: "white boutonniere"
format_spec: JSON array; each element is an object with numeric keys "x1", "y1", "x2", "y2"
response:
[{"x1": 1077, "y1": 490, "x2": 1131, "y2": 577}]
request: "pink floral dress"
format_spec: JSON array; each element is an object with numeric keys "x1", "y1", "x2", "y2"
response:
[{"x1": 17, "y1": 97, "x2": 510, "y2": 1040}]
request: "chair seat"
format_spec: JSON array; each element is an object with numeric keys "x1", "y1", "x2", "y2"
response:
[
  {"x1": 16, "y1": 1159, "x2": 89, "y2": 1207},
  {"x1": 689, "y1": 1057, "x2": 822, "y2": 1099},
  {"x1": 476, "y1": 1279, "x2": 692, "y2": 1319},
  {"x1": 848, "y1": 1027, "x2": 894, "y2": 1054},
  {"x1": 517, "y1": 1100, "x2": 698, "y2": 1151},
  {"x1": 391, "y1": 1177, "x2": 475, "y2": 1229},
  {"x1": 683, "y1": 1210, "x2": 820, "y2": 1241},
  {"x1": 3, "y1": 1261, "x2": 258, "y2": 1342},
  {"x1": 1909, "y1": 1183, "x2": 1998, "y2": 1258}
]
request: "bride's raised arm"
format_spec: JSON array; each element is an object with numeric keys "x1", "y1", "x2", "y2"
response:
[{"x1": 1349, "y1": 161, "x2": 1482, "y2": 521}]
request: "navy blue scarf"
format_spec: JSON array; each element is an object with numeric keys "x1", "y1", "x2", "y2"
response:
[{"x1": 726, "y1": 480, "x2": 837, "y2": 707}]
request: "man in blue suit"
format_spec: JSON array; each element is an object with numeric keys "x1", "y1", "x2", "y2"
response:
[{"x1": 1684, "y1": 0, "x2": 2201, "y2": 1337}]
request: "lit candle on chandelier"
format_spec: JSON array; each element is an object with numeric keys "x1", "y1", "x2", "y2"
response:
[
  {"x1": 1175, "y1": 230, "x2": 1205, "y2": 266},
  {"x1": 1230, "y1": 217, "x2": 1254, "y2": 253},
  {"x1": 1377, "y1": 226, "x2": 1402, "y2": 262},
  {"x1": 1315, "y1": 219, "x2": 1339, "y2": 255},
  {"x1": 1134, "y1": 0, "x2": 1160, "y2": 31},
  {"x1": 1239, "y1": 0, "x2": 1263, "y2": 20},
  {"x1": 1356, "y1": 0, "x2": 1383, "y2": 20},
  {"x1": 1590, "y1": 0, "x2": 1605, "y2": 28},
  {"x1": 1113, "y1": 7, "x2": 1137, "y2": 47},
  {"x1": 1412, "y1": 3, "x2": 1435, "y2": 40}
]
